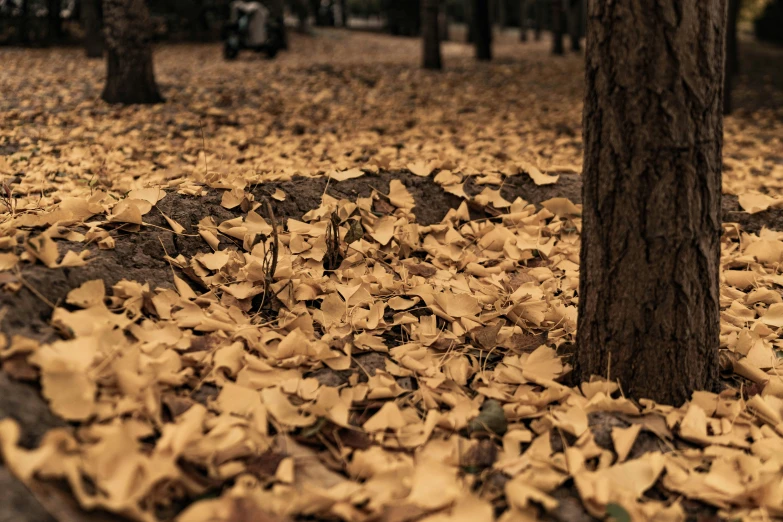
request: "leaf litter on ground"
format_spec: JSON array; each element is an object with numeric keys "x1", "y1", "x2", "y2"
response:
[{"x1": 1, "y1": 29, "x2": 783, "y2": 522}]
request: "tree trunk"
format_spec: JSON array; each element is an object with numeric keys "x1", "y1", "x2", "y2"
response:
[
  {"x1": 724, "y1": 0, "x2": 740, "y2": 114},
  {"x1": 101, "y1": 0, "x2": 163, "y2": 105},
  {"x1": 497, "y1": 0, "x2": 506, "y2": 29},
  {"x1": 47, "y1": 0, "x2": 61, "y2": 45},
  {"x1": 19, "y1": 0, "x2": 29, "y2": 45},
  {"x1": 309, "y1": 0, "x2": 321, "y2": 25},
  {"x1": 268, "y1": 0, "x2": 288, "y2": 49},
  {"x1": 533, "y1": 0, "x2": 543, "y2": 40},
  {"x1": 566, "y1": 0, "x2": 580, "y2": 51},
  {"x1": 439, "y1": 2, "x2": 450, "y2": 41},
  {"x1": 552, "y1": 0, "x2": 564, "y2": 55},
  {"x1": 422, "y1": 0, "x2": 442, "y2": 69},
  {"x1": 473, "y1": 0, "x2": 491, "y2": 60},
  {"x1": 82, "y1": 0, "x2": 103, "y2": 58},
  {"x1": 339, "y1": 0, "x2": 348, "y2": 26},
  {"x1": 295, "y1": 0, "x2": 310, "y2": 33},
  {"x1": 465, "y1": 0, "x2": 474, "y2": 42},
  {"x1": 519, "y1": 0, "x2": 527, "y2": 41},
  {"x1": 576, "y1": 0, "x2": 726, "y2": 405}
]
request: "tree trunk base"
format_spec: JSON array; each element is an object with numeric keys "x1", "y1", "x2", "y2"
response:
[{"x1": 101, "y1": 49, "x2": 163, "y2": 105}]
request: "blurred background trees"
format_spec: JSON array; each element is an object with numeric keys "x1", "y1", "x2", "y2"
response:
[
  {"x1": 2, "y1": 0, "x2": 779, "y2": 49},
  {"x1": 0, "y1": 0, "x2": 779, "y2": 111}
]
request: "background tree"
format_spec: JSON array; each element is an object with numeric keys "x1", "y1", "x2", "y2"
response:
[
  {"x1": 439, "y1": 1, "x2": 450, "y2": 41},
  {"x1": 519, "y1": 0, "x2": 527, "y2": 41},
  {"x1": 47, "y1": 0, "x2": 61, "y2": 44},
  {"x1": 472, "y1": 0, "x2": 491, "y2": 60},
  {"x1": 566, "y1": 0, "x2": 580, "y2": 51},
  {"x1": 422, "y1": 0, "x2": 441, "y2": 69},
  {"x1": 576, "y1": 0, "x2": 726, "y2": 404},
  {"x1": 533, "y1": 0, "x2": 543, "y2": 40},
  {"x1": 551, "y1": 0, "x2": 564, "y2": 55},
  {"x1": 82, "y1": 0, "x2": 104, "y2": 58},
  {"x1": 465, "y1": 0, "x2": 474, "y2": 42},
  {"x1": 338, "y1": 0, "x2": 348, "y2": 26},
  {"x1": 724, "y1": 0, "x2": 741, "y2": 114},
  {"x1": 101, "y1": 0, "x2": 163, "y2": 104}
]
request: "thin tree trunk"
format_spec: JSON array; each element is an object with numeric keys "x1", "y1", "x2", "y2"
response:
[
  {"x1": 473, "y1": 0, "x2": 491, "y2": 60},
  {"x1": 422, "y1": 0, "x2": 442, "y2": 69},
  {"x1": 19, "y1": 0, "x2": 29, "y2": 45},
  {"x1": 724, "y1": 0, "x2": 740, "y2": 114},
  {"x1": 465, "y1": 0, "x2": 474, "y2": 42},
  {"x1": 296, "y1": 0, "x2": 310, "y2": 33},
  {"x1": 268, "y1": 0, "x2": 288, "y2": 49},
  {"x1": 101, "y1": 0, "x2": 163, "y2": 104},
  {"x1": 552, "y1": 0, "x2": 564, "y2": 55},
  {"x1": 439, "y1": 2, "x2": 450, "y2": 41},
  {"x1": 47, "y1": 0, "x2": 61, "y2": 45},
  {"x1": 339, "y1": 0, "x2": 348, "y2": 26},
  {"x1": 519, "y1": 0, "x2": 527, "y2": 41},
  {"x1": 533, "y1": 0, "x2": 543, "y2": 40},
  {"x1": 566, "y1": 0, "x2": 580, "y2": 51},
  {"x1": 82, "y1": 0, "x2": 103, "y2": 57},
  {"x1": 497, "y1": 0, "x2": 506, "y2": 29},
  {"x1": 576, "y1": 0, "x2": 726, "y2": 405}
]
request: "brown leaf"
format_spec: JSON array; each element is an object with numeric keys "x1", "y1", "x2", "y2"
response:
[
  {"x1": 406, "y1": 262, "x2": 437, "y2": 278},
  {"x1": 462, "y1": 439, "x2": 499, "y2": 471},
  {"x1": 373, "y1": 198, "x2": 396, "y2": 215},
  {"x1": 1, "y1": 353, "x2": 39, "y2": 381},
  {"x1": 245, "y1": 451, "x2": 288, "y2": 480},
  {"x1": 508, "y1": 332, "x2": 548, "y2": 354},
  {"x1": 473, "y1": 321, "x2": 504, "y2": 350}
]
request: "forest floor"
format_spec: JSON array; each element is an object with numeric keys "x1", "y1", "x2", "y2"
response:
[{"x1": 1, "y1": 28, "x2": 783, "y2": 522}]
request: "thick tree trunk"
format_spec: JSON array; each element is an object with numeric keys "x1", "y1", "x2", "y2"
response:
[
  {"x1": 576, "y1": 0, "x2": 726, "y2": 405},
  {"x1": 82, "y1": 0, "x2": 103, "y2": 58},
  {"x1": 473, "y1": 0, "x2": 491, "y2": 60},
  {"x1": 101, "y1": 0, "x2": 163, "y2": 105},
  {"x1": 724, "y1": 0, "x2": 740, "y2": 114},
  {"x1": 552, "y1": 0, "x2": 564, "y2": 55},
  {"x1": 519, "y1": 0, "x2": 527, "y2": 41},
  {"x1": 422, "y1": 0, "x2": 442, "y2": 69},
  {"x1": 566, "y1": 0, "x2": 580, "y2": 51}
]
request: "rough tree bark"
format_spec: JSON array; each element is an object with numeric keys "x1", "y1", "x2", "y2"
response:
[
  {"x1": 519, "y1": 0, "x2": 527, "y2": 41},
  {"x1": 724, "y1": 0, "x2": 740, "y2": 114},
  {"x1": 473, "y1": 0, "x2": 492, "y2": 60},
  {"x1": 82, "y1": 0, "x2": 104, "y2": 58},
  {"x1": 566, "y1": 0, "x2": 581, "y2": 51},
  {"x1": 576, "y1": 1, "x2": 726, "y2": 405},
  {"x1": 422, "y1": 0, "x2": 442, "y2": 69},
  {"x1": 552, "y1": 0, "x2": 564, "y2": 55},
  {"x1": 101, "y1": 0, "x2": 163, "y2": 105}
]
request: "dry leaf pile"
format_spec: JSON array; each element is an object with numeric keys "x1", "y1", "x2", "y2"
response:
[{"x1": 1, "y1": 30, "x2": 783, "y2": 522}]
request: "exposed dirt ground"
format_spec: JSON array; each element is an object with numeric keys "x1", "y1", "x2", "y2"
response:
[{"x1": 1, "y1": 28, "x2": 783, "y2": 522}]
